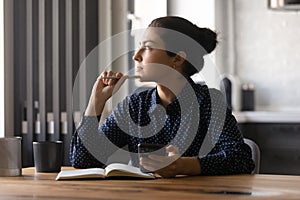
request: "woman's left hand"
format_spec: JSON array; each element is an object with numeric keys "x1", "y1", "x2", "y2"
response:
[{"x1": 139, "y1": 145, "x2": 181, "y2": 178}]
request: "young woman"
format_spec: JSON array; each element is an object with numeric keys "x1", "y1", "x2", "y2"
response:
[{"x1": 70, "y1": 16, "x2": 255, "y2": 178}]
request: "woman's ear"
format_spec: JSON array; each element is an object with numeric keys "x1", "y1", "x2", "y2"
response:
[{"x1": 174, "y1": 51, "x2": 187, "y2": 66}]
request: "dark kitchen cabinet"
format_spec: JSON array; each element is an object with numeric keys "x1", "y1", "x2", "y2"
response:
[{"x1": 238, "y1": 123, "x2": 300, "y2": 175}]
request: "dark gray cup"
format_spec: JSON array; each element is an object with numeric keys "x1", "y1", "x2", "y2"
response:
[{"x1": 33, "y1": 141, "x2": 63, "y2": 172}]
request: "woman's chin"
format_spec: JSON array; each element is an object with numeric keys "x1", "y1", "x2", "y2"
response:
[{"x1": 136, "y1": 73, "x2": 145, "y2": 82}]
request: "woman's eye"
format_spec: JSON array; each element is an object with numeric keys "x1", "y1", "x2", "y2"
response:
[{"x1": 143, "y1": 46, "x2": 151, "y2": 50}]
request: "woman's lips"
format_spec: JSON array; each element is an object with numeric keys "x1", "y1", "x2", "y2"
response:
[{"x1": 136, "y1": 66, "x2": 143, "y2": 73}]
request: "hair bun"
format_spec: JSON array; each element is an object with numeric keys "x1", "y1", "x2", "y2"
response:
[{"x1": 197, "y1": 27, "x2": 218, "y2": 54}]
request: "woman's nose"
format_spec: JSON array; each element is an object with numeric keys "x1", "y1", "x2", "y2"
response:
[{"x1": 132, "y1": 49, "x2": 142, "y2": 62}]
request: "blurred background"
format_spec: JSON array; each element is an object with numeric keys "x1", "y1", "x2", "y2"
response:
[{"x1": 0, "y1": 0, "x2": 299, "y2": 175}]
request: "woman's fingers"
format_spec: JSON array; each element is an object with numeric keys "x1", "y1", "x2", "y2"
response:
[
  {"x1": 140, "y1": 157, "x2": 166, "y2": 171},
  {"x1": 100, "y1": 71, "x2": 120, "y2": 85},
  {"x1": 147, "y1": 154, "x2": 165, "y2": 162},
  {"x1": 166, "y1": 145, "x2": 179, "y2": 156},
  {"x1": 148, "y1": 154, "x2": 179, "y2": 166},
  {"x1": 139, "y1": 145, "x2": 180, "y2": 173},
  {"x1": 141, "y1": 154, "x2": 178, "y2": 169},
  {"x1": 112, "y1": 75, "x2": 127, "y2": 94}
]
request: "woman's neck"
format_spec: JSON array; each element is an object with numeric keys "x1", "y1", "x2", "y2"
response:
[{"x1": 156, "y1": 78, "x2": 187, "y2": 108}]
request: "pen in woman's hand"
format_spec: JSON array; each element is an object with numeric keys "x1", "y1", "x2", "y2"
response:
[{"x1": 100, "y1": 75, "x2": 140, "y2": 80}]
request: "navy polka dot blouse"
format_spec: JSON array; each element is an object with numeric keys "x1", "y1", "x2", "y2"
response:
[{"x1": 70, "y1": 78, "x2": 255, "y2": 175}]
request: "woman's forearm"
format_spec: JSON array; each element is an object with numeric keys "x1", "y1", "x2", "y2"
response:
[{"x1": 85, "y1": 98, "x2": 106, "y2": 116}]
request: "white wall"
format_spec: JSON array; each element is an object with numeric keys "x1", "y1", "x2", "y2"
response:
[
  {"x1": 168, "y1": 0, "x2": 215, "y2": 28},
  {"x1": 168, "y1": 0, "x2": 219, "y2": 88},
  {"x1": 234, "y1": 0, "x2": 300, "y2": 111},
  {"x1": 134, "y1": 0, "x2": 167, "y2": 28}
]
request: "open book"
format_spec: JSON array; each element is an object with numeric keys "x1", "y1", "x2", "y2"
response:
[{"x1": 55, "y1": 163, "x2": 155, "y2": 180}]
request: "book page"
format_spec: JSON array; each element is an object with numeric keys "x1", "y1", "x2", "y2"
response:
[
  {"x1": 56, "y1": 168, "x2": 105, "y2": 180},
  {"x1": 105, "y1": 163, "x2": 155, "y2": 179}
]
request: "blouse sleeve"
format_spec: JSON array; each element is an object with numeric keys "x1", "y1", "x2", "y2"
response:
[
  {"x1": 70, "y1": 97, "x2": 132, "y2": 169},
  {"x1": 70, "y1": 116, "x2": 106, "y2": 168},
  {"x1": 198, "y1": 89, "x2": 255, "y2": 175}
]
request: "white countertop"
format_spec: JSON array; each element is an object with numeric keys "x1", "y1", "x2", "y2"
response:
[{"x1": 233, "y1": 111, "x2": 300, "y2": 123}]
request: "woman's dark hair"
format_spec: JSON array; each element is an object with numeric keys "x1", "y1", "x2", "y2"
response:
[{"x1": 148, "y1": 16, "x2": 218, "y2": 77}]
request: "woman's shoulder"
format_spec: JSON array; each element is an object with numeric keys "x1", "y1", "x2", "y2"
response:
[
  {"x1": 193, "y1": 83, "x2": 226, "y2": 104},
  {"x1": 193, "y1": 82, "x2": 221, "y2": 93}
]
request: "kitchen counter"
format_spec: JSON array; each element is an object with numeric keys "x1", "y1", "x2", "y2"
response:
[{"x1": 233, "y1": 111, "x2": 300, "y2": 123}]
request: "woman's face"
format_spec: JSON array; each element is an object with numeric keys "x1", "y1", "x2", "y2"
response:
[{"x1": 132, "y1": 28, "x2": 175, "y2": 82}]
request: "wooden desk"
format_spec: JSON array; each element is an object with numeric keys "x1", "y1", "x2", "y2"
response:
[{"x1": 1, "y1": 167, "x2": 300, "y2": 200}]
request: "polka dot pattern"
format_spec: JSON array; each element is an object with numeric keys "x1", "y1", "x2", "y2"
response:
[{"x1": 70, "y1": 78, "x2": 255, "y2": 175}]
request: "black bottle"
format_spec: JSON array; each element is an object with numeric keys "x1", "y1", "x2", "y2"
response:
[{"x1": 241, "y1": 83, "x2": 255, "y2": 111}]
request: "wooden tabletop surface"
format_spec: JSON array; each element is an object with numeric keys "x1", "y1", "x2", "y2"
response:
[{"x1": 0, "y1": 167, "x2": 300, "y2": 200}]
